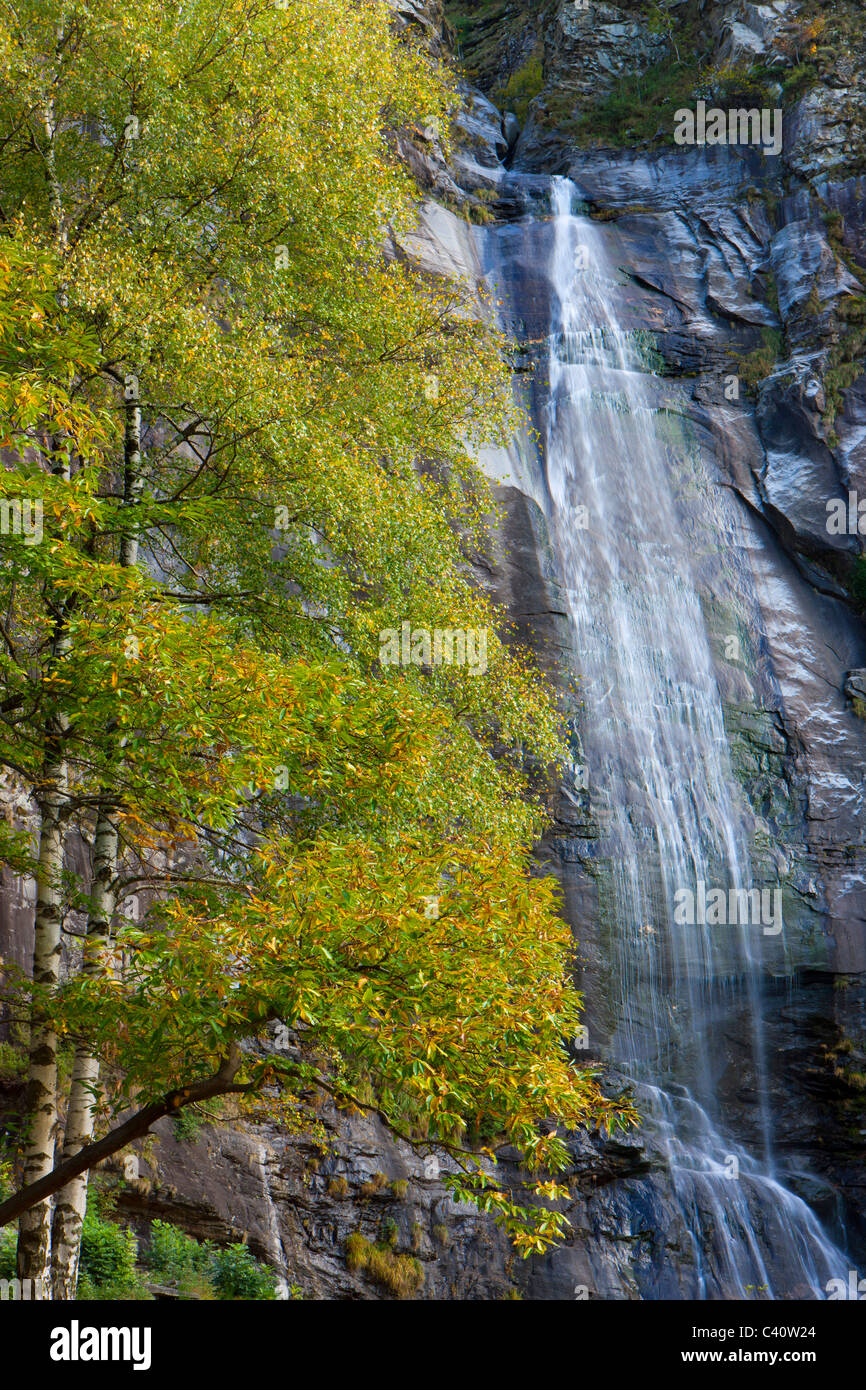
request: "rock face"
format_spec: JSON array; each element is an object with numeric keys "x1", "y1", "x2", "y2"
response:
[
  {"x1": 108, "y1": 1086, "x2": 652, "y2": 1301},
  {"x1": 546, "y1": 1, "x2": 669, "y2": 107}
]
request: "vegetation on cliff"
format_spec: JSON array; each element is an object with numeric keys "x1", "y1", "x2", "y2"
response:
[{"x1": 446, "y1": 0, "x2": 836, "y2": 152}]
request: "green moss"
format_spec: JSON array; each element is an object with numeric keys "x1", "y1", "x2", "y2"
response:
[
  {"x1": 557, "y1": 52, "x2": 803, "y2": 149},
  {"x1": 850, "y1": 560, "x2": 866, "y2": 616},
  {"x1": 492, "y1": 50, "x2": 544, "y2": 123},
  {"x1": 823, "y1": 307, "x2": 866, "y2": 429},
  {"x1": 732, "y1": 328, "x2": 784, "y2": 394}
]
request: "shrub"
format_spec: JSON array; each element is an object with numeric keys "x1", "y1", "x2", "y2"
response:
[
  {"x1": 170, "y1": 1100, "x2": 222, "y2": 1144},
  {"x1": 144, "y1": 1219, "x2": 214, "y2": 1290},
  {"x1": 566, "y1": 55, "x2": 790, "y2": 149},
  {"x1": 139, "y1": 1218, "x2": 281, "y2": 1301},
  {"x1": 390, "y1": 1179, "x2": 409, "y2": 1200},
  {"x1": 210, "y1": 1244, "x2": 278, "y2": 1300},
  {"x1": 736, "y1": 328, "x2": 783, "y2": 390},
  {"x1": 77, "y1": 1207, "x2": 147, "y2": 1300},
  {"x1": 0, "y1": 1224, "x2": 16, "y2": 1281},
  {"x1": 0, "y1": 1040, "x2": 26, "y2": 1081},
  {"x1": 493, "y1": 52, "x2": 544, "y2": 123}
]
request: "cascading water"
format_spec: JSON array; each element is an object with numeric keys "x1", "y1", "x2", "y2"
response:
[{"x1": 530, "y1": 176, "x2": 847, "y2": 1298}]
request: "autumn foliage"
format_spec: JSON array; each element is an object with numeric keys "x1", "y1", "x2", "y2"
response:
[{"x1": 0, "y1": 0, "x2": 634, "y2": 1277}]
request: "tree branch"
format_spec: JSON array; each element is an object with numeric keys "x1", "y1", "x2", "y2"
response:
[{"x1": 0, "y1": 1047, "x2": 251, "y2": 1227}]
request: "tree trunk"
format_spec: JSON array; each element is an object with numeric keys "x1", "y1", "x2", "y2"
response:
[
  {"x1": 15, "y1": 70, "x2": 72, "y2": 1295},
  {"x1": 16, "y1": 761, "x2": 67, "y2": 1288},
  {"x1": 120, "y1": 390, "x2": 142, "y2": 567},
  {"x1": 50, "y1": 390, "x2": 140, "y2": 1298},
  {"x1": 50, "y1": 812, "x2": 118, "y2": 1300},
  {"x1": 0, "y1": 1048, "x2": 247, "y2": 1228}
]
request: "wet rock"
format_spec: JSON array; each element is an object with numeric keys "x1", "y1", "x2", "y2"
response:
[
  {"x1": 112, "y1": 1082, "x2": 650, "y2": 1301},
  {"x1": 711, "y1": 0, "x2": 801, "y2": 67},
  {"x1": 550, "y1": 0, "x2": 669, "y2": 104},
  {"x1": 770, "y1": 219, "x2": 863, "y2": 319},
  {"x1": 787, "y1": 87, "x2": 866, "y2": 180},
  {"x1": 844, "y1": 668, "x2": 866, "y2": 714},
  {"x1": 502, "y1": 110, "x2": 521, "y2": 153}
]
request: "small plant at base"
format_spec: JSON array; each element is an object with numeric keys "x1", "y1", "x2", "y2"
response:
[
  {"x1": 0, "y1": 1040, "x2": 26, "y2": 1082},
  {"x1": 210, "y1": 1245, "x2": 278, "y2": 1300},
  {"x1": 76, "y1": 1206, "x2": 147, "y2": 1300},
  {"x1": 144, "y1": 1220, "x2": 281, "y2": 1300},
  {"x1": 0, "y1": 1224, "x2": 16, "y2": 1280}
]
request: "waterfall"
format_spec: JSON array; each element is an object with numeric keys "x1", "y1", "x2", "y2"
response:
[{"x1": 527, "y1": 176, "x2": 847, "y2": 1298}]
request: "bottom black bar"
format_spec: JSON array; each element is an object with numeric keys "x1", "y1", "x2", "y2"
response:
[{"x1": 2, "y1": 1296, "x2": 860, "y2": 1378}]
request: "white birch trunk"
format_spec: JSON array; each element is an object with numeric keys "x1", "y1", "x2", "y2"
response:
[
  {"x1": 16, "y1": 761, "x2": 67, "y2": 1289},
  {"x1": 50, "y1": 393, "x2": 140, "y2": 1297},
  {"x1": 50, "y1": 813, "x2": 118, "y2": 1300}
]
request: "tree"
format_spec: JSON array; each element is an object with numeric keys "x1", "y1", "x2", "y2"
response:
[{"x1": 0, "y1": 0, "x2": 635, "y2": 1293}]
